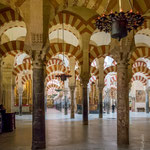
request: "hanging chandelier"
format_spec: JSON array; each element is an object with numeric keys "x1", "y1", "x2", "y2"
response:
[
  {"x1": 55, "y1": 88, "x2": 63, "y2": 92},
  {"x1": 55, "y1": 12, "x2": 72, "y2": 82},
  {"x1": 50, "y1": 94, "x2": 57, "y2": 99},
  {"x1": 55, "y1": 73, "x2": 72, "y2": 82},
  {"x1": 96, "y1": 5, "x2": 144, "y2": 41}
]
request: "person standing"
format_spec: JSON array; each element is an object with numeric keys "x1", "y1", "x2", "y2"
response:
[{"x1": 112, "y1": 104, "x2": 115, "y2": 113}]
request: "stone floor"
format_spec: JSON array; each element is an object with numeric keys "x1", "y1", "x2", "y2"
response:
[{"x1": 0, "y1": 109, "x2": 150, "y2": 150}]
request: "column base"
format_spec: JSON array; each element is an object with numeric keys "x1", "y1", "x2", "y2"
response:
[
  {"x1": 71, "y1": 113, "x2": 75, "y2": 119},
  {"x1": 117, "y1": 127, "x2": 129, "y2": 145},
  {"x1": 32, "y1": 141, "x2": 46, "y2": 150},
  {"x1": 64, "y1": 109, "x2": 68, "y2": 115},
  {"x1": 117, "y1": 139, "x2": 129, "y2": 145},
  {"x1": 99, "y1": 114, "x2": 103, "y2": 118},
  {"x1": 83, "y1": 120, "x2": 88, "y2": 125}
]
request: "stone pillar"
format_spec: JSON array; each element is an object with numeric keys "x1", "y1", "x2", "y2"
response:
[
  {"x1": 106, "y1": 89, "x2": 110, "y2": 114},
  {"x1": 0, "y1": 58, "x2": 2, "y2": 105},
  {"x1": 69, "y1": 86, "x2": 75, "y2": 118},
  {"x1": 69, "y1": 56, "x2": 76, "y2": 118},
  {"x1": 98, "y1": 86, "x2": 103, "y2": 118},
  {"x1": 145, "y1": 89, "x2": 149, "y2": 113},
  {"x1": 64, "y1": 80, "x2": 68, "y2": 115},
  {"x1": 110, "y1": 33, "x2": 135, "y2": 145},
  {"x1": 18, "y1": 88, "x2": 23, "y2": 116},
  {"x1": 80, "y1": 32, "x2": 90, "y2": 124},
  {"x1": 32, "y1": 56, "x2": 45, "y2": 149},
  {"x1": 81, "y1": 77, "x2": 89, "y2": 125},
  {"x1": 117, "y1": 62, "x2": 129, "y2": 145},
  {"x1": 64, "y1": 92, "x2": 68, "y2": 115},
  {"x1": 97, "y1": 57, "x2": 104, "y2": 118}
]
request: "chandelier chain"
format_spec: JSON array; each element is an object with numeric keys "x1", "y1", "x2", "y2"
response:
[
  {"x1": 128, "y1": 0, "x2": 133, "y2": 10},
  {"x1": 62, "y1": 12, "x2": 65, "y2": 64},
  {"x1": 103, "y1": 0, "x2": 111, "y2": 14}
]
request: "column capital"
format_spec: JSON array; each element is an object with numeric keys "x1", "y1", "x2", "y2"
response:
[
  {"x1": 110, "y1": 34, "x2": 135, "y2": 66},
  {"x1": 80, "y1": 73, "x2": 90, "y2": 87},
  {"x1": 32, "y1": 50, "x2": 45, "y2": 69},
  {"x1": 98, "y1": 84, "x2": 104, "y2": 91},
  {"x1": 81, "y1": 32, "x2": 91, "y2": 40},
  {"x1": 69, "y1": 85, "x2": 76, "y2": 91}
]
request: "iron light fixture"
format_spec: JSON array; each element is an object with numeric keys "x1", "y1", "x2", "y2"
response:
[
  {"x1": 55, "y1": 73, "x2": 72, "y2": 82},
  {"x1": 55, "y1": 88, "x2": 63, "y2": 92},
  {"x1": 96, "y1": 10, "x2": 144, "y2": 41},
  {"x1": 55, "y1": 12, "x2": 72, "y2": 82}
]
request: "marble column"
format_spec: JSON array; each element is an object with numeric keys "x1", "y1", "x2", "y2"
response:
[
  {"x1": 106, "y1": 89, "x2": 110, "y2": 114},
  {"x1": 0, "y1": 58, "x2": 2, "y2": 105},
  {"x1": 64, "y1": 85, "x2": 68, "y2": 115},
  {"x1": 18, "y1": 88, "x2": 23, "y2": 116},
  {"x1": 97, "y1": 57, "x2": 104, "y2": 118},
  {"x1": 98, "y1": 86, "x2": 103, "y2": 118},
  {"x1": 32, "y1": 58, "x2": 45, "y2": 149},
  {"x1": 145, "y1": 89, "x2": 149, "y2": 113},
  {"x1": 81, "y1": 78, "x2": 89, "y2": 125},
  {"x1": 117, "y1": 62, "x2": 129, "y2": 145},
  {"x1": 69, "y1": 86, "x2": 75, "y2": 119}
]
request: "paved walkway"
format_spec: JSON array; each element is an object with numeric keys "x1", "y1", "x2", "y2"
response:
[
  {"x1": 0, "y1": 109, "x2": 150, "y2": 150},
  {"x1": 16, "y1": 108, "x2": 150, "y2": 121}
]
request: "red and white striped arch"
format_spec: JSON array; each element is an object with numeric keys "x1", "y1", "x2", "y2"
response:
[
  {"x1": 46, "y1": 43, "x2": 82, "y2": 64},
  {"x1": 104, "y1": 74, "x2": 117, "y2": 87},
  {"x1": 49, "y1": 11, "x2": 95, "y2": 35},
  {"x1": 0, "y1": 8, "x2": 23, "y2": 27},
  {"x1": 132, "y1": 60, "x2": 147, "y2": 68},
  {"x1": 0, "y1": 22, "x2": 26, "y2": 40},
  {"x1": 89, "y1": 76, "x2": 97, "y2": 85},
  {"x1": 130, "y1": 47, "x2": 150, "y2": 65},
  {"x1": 45, "y1": 75, "x2": 64, "y2": 86},
  {"x1": 132, "y1": 66, "x2": 150, "y2": 79},
  {"x1": 110, "y1": 75, "x2": 117, "y2": 85},
  {"x1": 73, "y1": 69, "x2": 80, "y2": 81},
  {"x1": 12, "y1": 63, "x2": 31, "y2": 76},
  {"x1": 45, "y1": 74, "x2": 59, "y2": 83},
  {"x1": 104, "y1": 66, "x2": 117, "y2": 77},
  {"x1": 89, "y1": 45, "x2": 110, "y2": 64},
  {"x1": 0, "y1": 40, "x2": 26, "y2": 58},
  {"x1": 47, "y1": 88, "x2": 58, "y2": 96},
  {"x1": 22, "y1": 57, "x2": 32, "y2": 64},
  {"x1": 131, "y1": 75, "x2": 147, "y2": 86},
  {"x1": 112, "y1": 60, "x2": 117, "y2": 66},
  {"x1": 46, "y1": 58, "x2": 63, "y2": 67},
  {"x1": 46, "y1": 64, "x2": 70, "y2": 74},
  {"x1": 22, "y1": 74, "x2": 32, "y2": 85},
  {"x1": 15, "y1": 75, "x2": 19, "y2": 85},
  {"x1": 90, "y1": 66, "x2": 99, "y2": 77},
  {"x1": 46, "y1": 84, "x2": 59, "y2": 92}
]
